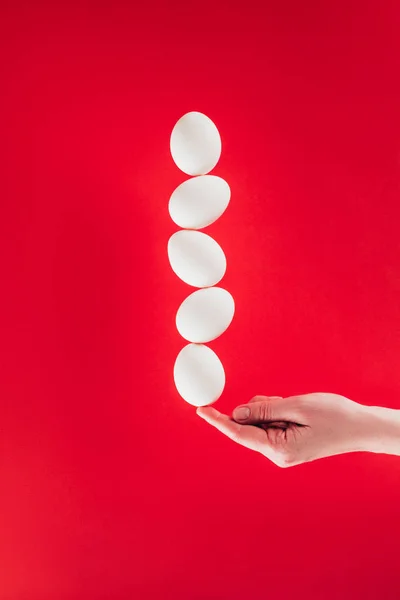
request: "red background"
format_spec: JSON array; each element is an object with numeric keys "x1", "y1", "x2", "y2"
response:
[{"x1": 1, "y1": 1, "x2": 400, "y2": 598}]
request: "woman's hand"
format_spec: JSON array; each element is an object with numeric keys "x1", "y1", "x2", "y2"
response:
[{"x1": 196, "y1": 393, "x2": 400, "y2": 467}]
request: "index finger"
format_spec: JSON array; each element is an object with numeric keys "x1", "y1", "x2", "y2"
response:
[{"x1": 196, "y1": 406, "x2": 265, "y2": 452}]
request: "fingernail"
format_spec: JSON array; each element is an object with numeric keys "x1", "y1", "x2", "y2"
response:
[{"x1": 233, "y1": 406, "x2": 250, "y2": 420}]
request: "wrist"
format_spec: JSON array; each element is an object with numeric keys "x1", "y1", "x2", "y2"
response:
[{"x1": 359, "y1": 405, "x2": 400, "y2": 455}]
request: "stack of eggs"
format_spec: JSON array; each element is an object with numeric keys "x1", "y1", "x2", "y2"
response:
[{"x1": 168, "y1": 111, "x2": 235, "y2": 407}]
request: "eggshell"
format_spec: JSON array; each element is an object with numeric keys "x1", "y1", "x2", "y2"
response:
[
  {"x1": 176, "y1": 287, "x2": 235, "y2": 343},
  {"x1": 173, "y1": 343, "x2": 225, "y2": 406},
  {"x1": 170, "y1": 111, "x2": 222, "y2": 176},
  {"x1": 169, "y1": 175, "x2": 230, "y2": 230},
  {"x1": 167, "y1": 230, "x2": 226, "y2": 288}
]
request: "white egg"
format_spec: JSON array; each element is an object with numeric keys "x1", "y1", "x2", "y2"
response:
[
  {"x1": 167, "y1": 230, "x2": 226, "y2": 288},
  {"x1": 173, "y1": 343, "x2": 225, "y2": 406},
  {"x1": 170, "y1": 111, "x2": 222, "y2": 176},
  {"x1": 176, "y1": 287, "x2": 235, "y2": 343},
  {"x1": 168, "y1": 175, "x2": 231, "y2": 230}
]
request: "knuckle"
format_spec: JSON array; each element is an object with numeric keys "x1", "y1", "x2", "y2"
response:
[
  {"x1": 250, "y1": 395, "x2": 265, "y2": 403},
  {"x1": 231, "y1": 426, "x2": 244, "y2": 445},
  {"x1": 274, "y1": 450, "x2": 297, "y2": 468},
  {"x1": 259, "y1": 401, "x2": 272, "y2": 422},
  {"x1": 292, "y1": 395, "x2": 307, "y2": 411},
  {"x1": 232, "y1": 432, "x2": 241, "y2": 444}
]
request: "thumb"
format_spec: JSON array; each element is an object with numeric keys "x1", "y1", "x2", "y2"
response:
[{"x1": 232, "y1": 397, "x2": 295, "y2": 424}]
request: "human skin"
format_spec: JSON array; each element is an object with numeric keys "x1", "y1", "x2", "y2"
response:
[{"x1": 196, "y1": 393, "x2": 400, "y2": 468}]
